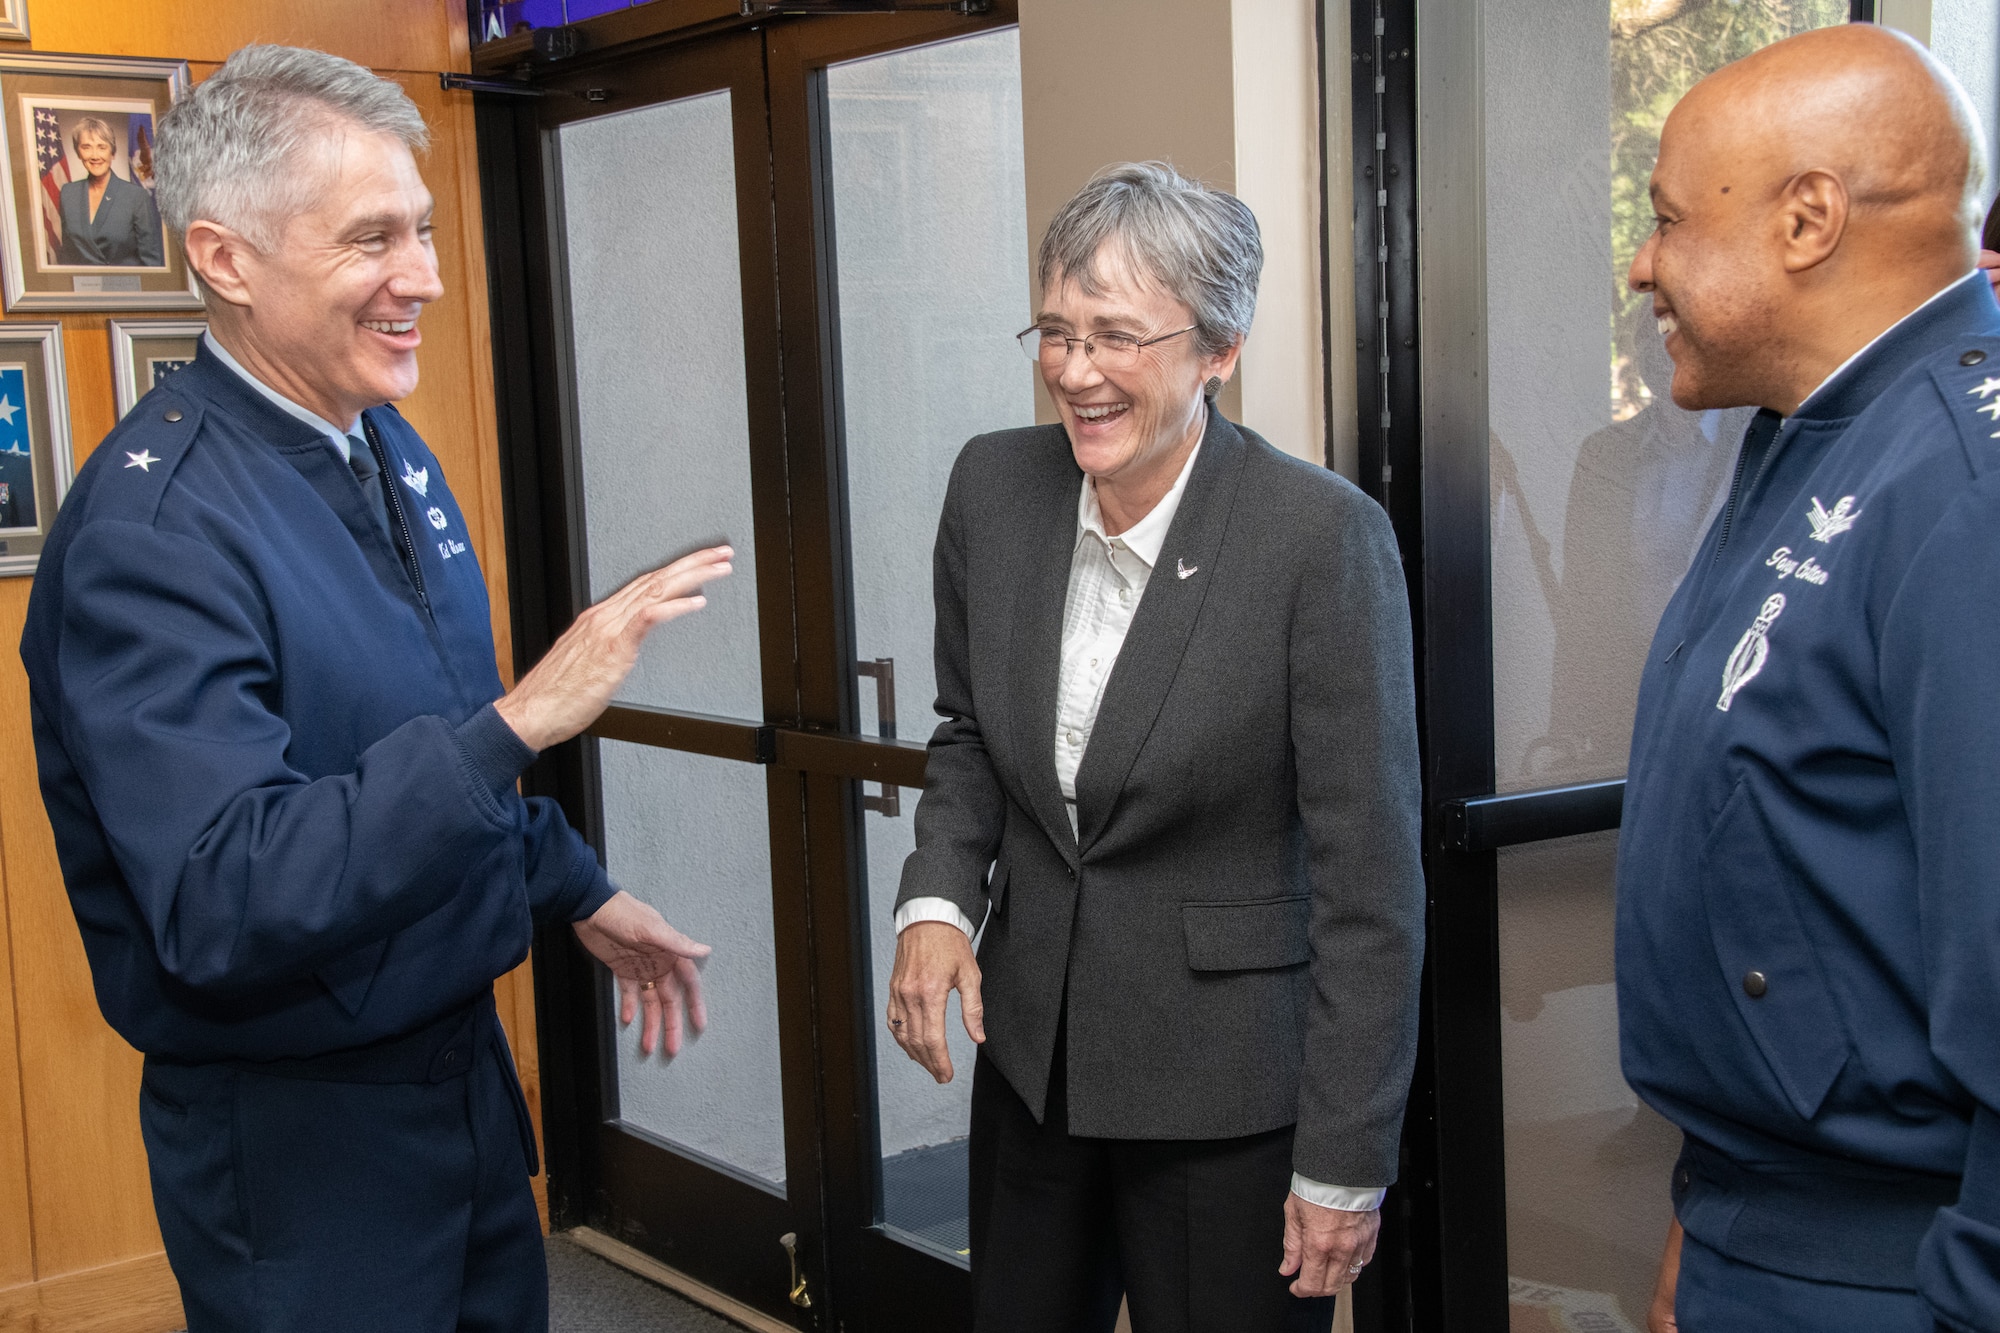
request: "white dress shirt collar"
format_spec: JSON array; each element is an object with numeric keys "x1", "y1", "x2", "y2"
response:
[
  {"x1": 204, "y1": 331, "x2": 360, "y2": 461},
  {"x1": 1075, "y1": 432, "x2": 1204, "y2": 567}
]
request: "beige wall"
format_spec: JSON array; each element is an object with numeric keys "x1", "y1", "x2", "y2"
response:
[{"x1": 1018, "y1": 0, "x2": 1342, "y2": 464}]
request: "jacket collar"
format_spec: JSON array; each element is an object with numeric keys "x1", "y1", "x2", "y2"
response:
[
  {"x1": 174, "y1": 340, "x2": 340, "y2": 455},
  {"x1": 1793, "y1": 270, "x2": 2000, "y2": 422}
]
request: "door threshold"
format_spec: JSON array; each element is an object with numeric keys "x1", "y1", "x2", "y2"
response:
[{"x1": 564, "y1": 1226, "x2": 797, "y2": 1333}]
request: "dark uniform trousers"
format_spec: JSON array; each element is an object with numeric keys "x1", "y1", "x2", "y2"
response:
[
  {"x1": 968, "y1": 1015, "x2": 1337, "y2": 1333},
  {"x1": 138, "y1": 993, "x2": 547, "y2": 1333}
]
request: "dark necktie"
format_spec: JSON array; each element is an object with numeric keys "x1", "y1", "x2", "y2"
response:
[{"x1": 347, "y1": 434, "x2": 395, "y2": 547}]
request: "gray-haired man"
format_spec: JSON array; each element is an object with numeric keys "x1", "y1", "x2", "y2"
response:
[{"x1": 20, "y1": 45, "x2": 727, "y2": 1331}]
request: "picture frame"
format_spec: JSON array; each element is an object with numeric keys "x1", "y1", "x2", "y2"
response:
[
  {"x1": 109, "y1": 317, "x2": 203, "y2": 418},
  {"x1": 0, "y1": 321, "x2": 72, "y2": 576},
  {"x1": 0, "y1": 0, "x2": 27, "y2": 44},
  {"x1": 0, "y1": 53, "x2": 198, "y2": 312}
]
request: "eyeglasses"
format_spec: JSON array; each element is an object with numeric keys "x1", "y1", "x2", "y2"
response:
[{"x1": 1016, "y1": 324, "x2": 1198, "y2": 370}]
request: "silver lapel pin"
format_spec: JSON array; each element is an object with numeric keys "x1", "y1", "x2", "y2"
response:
[{"x1": 1176, "y1": 558, "x2": 1198, "y2": 580}]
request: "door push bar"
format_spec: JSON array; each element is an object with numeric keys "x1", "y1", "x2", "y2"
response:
[{"x1": 1438, "y1": 779, "x2": 1625, "y2": 853}]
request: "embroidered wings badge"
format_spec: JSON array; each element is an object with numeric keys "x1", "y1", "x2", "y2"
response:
[
  {"x1": 401, "y1": 462, "x2": 429, "y2": 497},
  {"x1": 1805, "y1": 495, "x2": 1861, "y2": 544}
]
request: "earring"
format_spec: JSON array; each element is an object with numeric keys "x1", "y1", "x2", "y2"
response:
[{"x1": 1204, "y1": 375, "x2": 1223, "y2": 400}]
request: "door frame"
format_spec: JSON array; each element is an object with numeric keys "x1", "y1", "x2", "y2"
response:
[{"x1": 473, "y1": 6, "x2": 1015, "y2": 1328}]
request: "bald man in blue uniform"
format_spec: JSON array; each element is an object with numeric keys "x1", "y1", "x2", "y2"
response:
[
  {"x1": 1617, "y1": 26, "x2": 2000, "y2": 1333},
  {"x1": 20, "y1": 46, "x2": 731, "y2": 1332}
]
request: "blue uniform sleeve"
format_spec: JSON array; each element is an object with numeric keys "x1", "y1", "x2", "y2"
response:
[
  {"x1": 521, "y1": 794, "x2": 616, "y2": 923},
  {"x1": 1881, "y1": 483, "x2": 2000, "y2": 1331},
  {"x1": 52, "y1": 517, "x2": 557, "y2": 990}
]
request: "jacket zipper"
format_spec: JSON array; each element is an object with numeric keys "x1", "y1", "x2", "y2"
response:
[
  {"x1": 363, "y1": 418, "x2": 428, "y2": 610},
  {"x1": 1710, "y1": 410, "x2": 1783, "y2": 566}
]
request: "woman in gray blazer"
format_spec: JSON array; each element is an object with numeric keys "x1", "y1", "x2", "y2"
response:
[
  {"x1": 57, "y1": 117, "x2": 165, "y2": 268},
  {"x1": 886, "y1": 163, "x2": 1426, "y2": 1332}
]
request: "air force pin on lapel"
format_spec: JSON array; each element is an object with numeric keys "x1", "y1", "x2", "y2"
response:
[
  {"x1": 1176, "y1": 558, "x2": 1198, "y2": 580},
  {"x1": 401, "y1": 462, "x2": 429, "y2": 497}
]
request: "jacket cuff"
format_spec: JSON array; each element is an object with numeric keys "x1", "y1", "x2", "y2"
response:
[
  {"x1": 1290, "y1": 1175, "x2": 1386, "y2": 1212},
  {"x1": 894, "y1": 896, "x2": 977, "y2": 938},
  {"x1": 454, "y1": 704, "x2": 538, "y2": 798}
]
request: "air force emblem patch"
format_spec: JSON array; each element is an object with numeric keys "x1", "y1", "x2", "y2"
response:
[
  {"x1": 401, "y1": 462, "x2": 429, "y2": 497},
  {"x1": 1806, "y1": 495, "x2": 1860, "y2": 543},
  {"x1": 1719, "y1": 593, "x2": 1786, "y2": 712}
]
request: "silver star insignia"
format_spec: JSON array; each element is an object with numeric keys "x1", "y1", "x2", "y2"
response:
[
  {"x1": 1979, "y1": 399, "x2": 2000, "y2": 421},
  {"x1": 124, "y1": 450, "x2": 159, "y2": 471},
  {"x1": 1968, "y1": 376, "x2": 2000, "y2": 399}
]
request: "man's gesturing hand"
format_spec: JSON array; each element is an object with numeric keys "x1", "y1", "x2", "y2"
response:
[
  {"x1": 574, "y1": 890, "x2": 711, "y2": 1057},
  {"x1": 1280, "y1": 1196, "x2": 1379, "y2": 1298},
  {"x1": 495, "y1": 546, "x2": 732, "y2": 752},
  {"x1": 887, "y1": 921, "x2": 984, "y2": 1083}
]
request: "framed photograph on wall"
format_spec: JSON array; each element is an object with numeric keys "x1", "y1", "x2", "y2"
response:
[
  {"x1": 0, "y1": 53, "x2": 198, "y2": 312},
  {"x1": 109, "y1": 317, "x2": 203, "y2": 418},
  {"x1": 0, "y1": 322, "x2": 73, "y2": 576},
  {"x1": 0, "y1": 0, "x2": 27, "y2": 43}
]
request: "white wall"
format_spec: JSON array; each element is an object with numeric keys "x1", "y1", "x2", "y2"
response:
[{"x1": 1233, "y1": 0, "x2": 1328, "y2": 464}]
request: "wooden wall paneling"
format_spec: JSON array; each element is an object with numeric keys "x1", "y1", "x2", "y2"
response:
[
  {"x1": 0, "y1": 1250, "x2": 184, "y2": 1333},
  {"x1": 27, "y1": 0, "x2": 462, "y2": 79},
  {"x1": 0, "y1": 579, "x2": 164, "y2": 1278},
  {"x1": 0, "y1": 747, "x2": 34, "y2": 1291}
]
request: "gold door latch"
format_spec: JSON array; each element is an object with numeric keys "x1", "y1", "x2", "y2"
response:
[{"x1": 778, "y1": 1231, "x2": 812, "y2": 1309}]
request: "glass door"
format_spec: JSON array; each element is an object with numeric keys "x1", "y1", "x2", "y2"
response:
[
  {"x1": 509, "y1": 31, "x2": 821, "y2": 1326},
  {"x1": 1370, "y1": 1, "x2": 1857, "y2": 1329},
  {"x1": 481, "y1": 9, "x2": 1025, "y2": 1329}
]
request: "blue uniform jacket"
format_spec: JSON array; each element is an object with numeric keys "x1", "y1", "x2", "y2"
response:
[
  {"x1": 20, "y1": 344, "x2": 614, "y2": 1064},
  {"x1": 1618, "y1": 273, "x2": 2000, "y2": 1328}
]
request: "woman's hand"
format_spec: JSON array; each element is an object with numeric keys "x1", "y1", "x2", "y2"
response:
[
  {"x1": 1648, "y1": 1217, "x2": 1684, "y2": 1333},
  {"x1": 886, "y1": 921, "x2": 984, "y2": 1082},
  {"x1": 1280, "y1": 1196, "x2": 1380, "y2": 1298}
]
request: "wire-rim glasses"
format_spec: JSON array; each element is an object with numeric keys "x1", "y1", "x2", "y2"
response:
[{"x1": 1016, "y1": 324, "x2": 1198, "y2": 370}]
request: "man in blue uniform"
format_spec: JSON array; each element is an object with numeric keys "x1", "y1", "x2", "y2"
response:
[
  {"x1": 19, "y1": 46, "x2": 732, "y2": 1332},
  {"x1": 1616, "y1": 24, "x2": 2000, "y2": 1333}
]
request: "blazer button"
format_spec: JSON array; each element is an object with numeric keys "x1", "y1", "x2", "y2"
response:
[
  {"x1": 163, "y1": 408, "x2": 183, "y2": 422},
  {"x1": 1742, "y1": 970, "x2": 1768, "y2": 998}
]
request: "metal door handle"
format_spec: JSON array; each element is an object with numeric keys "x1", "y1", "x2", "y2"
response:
[
  {"x1": 778, "y1": 1231, "x2": 812, "y2": 1308},
  {"x1": 855, "y1": 658, "x2": 901, "y2": 816}
]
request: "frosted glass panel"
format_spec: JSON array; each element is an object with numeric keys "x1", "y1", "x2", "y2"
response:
[
  {"x1": 1484, "y1": 4, "x2": 1846, "y2": 1327},
  {"x1": 561, "y1": 91, "x2": 763, "y2": 721},
  {"x1": 826, "y1": 28, "x2": 1032, "y2": 1258},
  {"x1": 600, "y1": 741, "x2": 786, "y2": 1191}
]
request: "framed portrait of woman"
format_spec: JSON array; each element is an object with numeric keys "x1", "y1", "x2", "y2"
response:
[
  {"x1": 0, "y1": 322, "x2": 73, "y2": 576},
  {"x1": 0, "y1": 53, "x2": 199, "y2": 311},
  {"x1": 109, "y1": 317, "x2": 204, "y2": 418}
]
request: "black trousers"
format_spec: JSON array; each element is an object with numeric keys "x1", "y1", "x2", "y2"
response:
[
  {"x1": 968, "y1": 1024, "x2": 1337, "y2": 1333},
  {"x1": 138, "y1": 996, "x2": 547, "y2": 1333}
]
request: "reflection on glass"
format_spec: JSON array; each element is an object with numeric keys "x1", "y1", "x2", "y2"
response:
[
  {"x1": 826, "y1": 28, "x2": 1032, "y2": 1259},
  {"x1": 1487, "y1": 2, "x2": 1845, "y2": 1326},
  {"x1": 600, "y1": 741, "x2": 787, "y2": 1191},
  {"x1": 561, "y1": 90, "x2": 763, "y2": 722}
]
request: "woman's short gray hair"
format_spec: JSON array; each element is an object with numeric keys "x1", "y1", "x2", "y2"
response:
[
  {"x1": 69, "y1": 116, "x2": 115, "y2": 155},
  {"x1": 1038, "y1": 162, "x2": 1263, "y2": 357},
  {"x1": 155, "y1": 44, "x2": 429, "y2": 253}
]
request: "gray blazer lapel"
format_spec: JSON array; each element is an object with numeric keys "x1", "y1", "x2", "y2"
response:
[
  {"x1": 1072, "y1": 412, "x2": 1249, "y2": 850},
  {"x1": 1008, "y1": 434, "x2": 1084, "y2": 862}
]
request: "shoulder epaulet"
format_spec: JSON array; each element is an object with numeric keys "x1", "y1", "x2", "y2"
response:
[{"x1": 75, "y1": 388, "x2": 205, "y2": 524}]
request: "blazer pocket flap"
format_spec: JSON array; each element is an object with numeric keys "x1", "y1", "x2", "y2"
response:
[{"x1": 1182, "y1": 896, "x2": 1311, "y2": 971}]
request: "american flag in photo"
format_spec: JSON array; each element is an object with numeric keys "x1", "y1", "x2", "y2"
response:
[{"x1": 33, "y1": 107, "x2": 71, "y2": 265}]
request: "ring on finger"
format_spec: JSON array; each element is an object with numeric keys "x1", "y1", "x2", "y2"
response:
[
  {"x1": 1346, "y1": 1260, "x2": 1365, "y2": 1274},
  {"x1": 641, "y1": 980, "x2": 656, "y2": 991}
]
